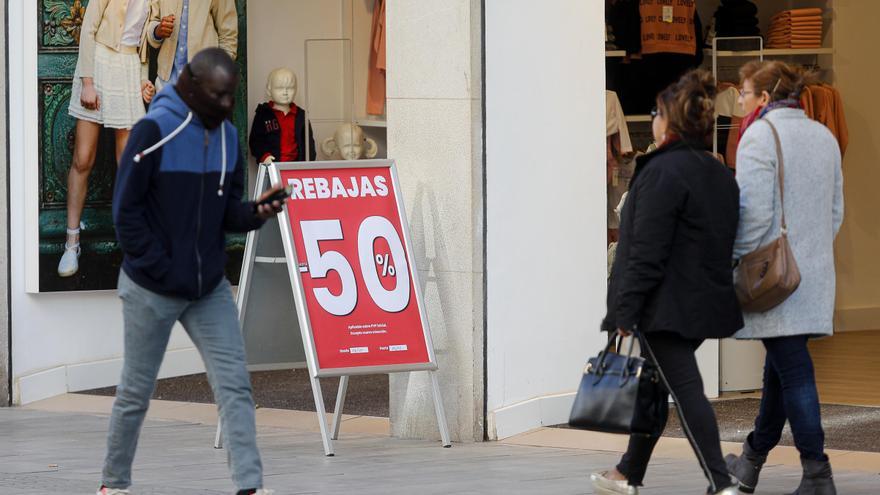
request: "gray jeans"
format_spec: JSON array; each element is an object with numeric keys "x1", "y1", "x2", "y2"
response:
[{"x1": 102, "y1": 270, "x2": 263, "y2": 490}]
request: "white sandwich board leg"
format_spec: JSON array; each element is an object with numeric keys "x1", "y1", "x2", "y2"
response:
[
  {"x1": 331, "y1": 375, "x2": 350, "y2": 440},
  {"x1": 311, "y1": 376, "x2": 335, "y2": 456},
  {"x1": 215, "y1": 164, "x2": 268, "y2": 450},
  {"x1": 214, "y1": 417, "x2": 224, "y2": 449},
  {"x1": 430, "y1": 371, "x2": 452, "y2": 447}
]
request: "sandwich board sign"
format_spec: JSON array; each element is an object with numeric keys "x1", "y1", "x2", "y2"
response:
[{"x1": 216, "y1": 160, "x2": 450, "y2": 456}]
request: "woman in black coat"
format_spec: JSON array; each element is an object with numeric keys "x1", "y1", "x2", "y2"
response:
[{"x1": 591, "y1": 70, "x2": 743, "y2": 495}]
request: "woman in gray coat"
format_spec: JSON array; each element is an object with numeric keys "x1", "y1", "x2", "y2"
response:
[{"x1": 726, "y1": 60, "x2": 843, "y2": 495}]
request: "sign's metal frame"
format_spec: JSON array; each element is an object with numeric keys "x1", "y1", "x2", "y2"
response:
[{"x1": 217, "y1": 160, "x2": 450, "y2": 456}]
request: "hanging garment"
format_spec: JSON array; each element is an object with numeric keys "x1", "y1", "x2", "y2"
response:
[
  {"x1": 366, "y1": 0, "x2": 387, "y2": 116},
  {"x1": 610, "y1": 6, "x2": 703, "y2": 115},
  {"x1": 713, "y1": 0, "x2": 760, "y2": 37},
  {"x1": 803, "y1": 84, "x2": 848, "y2": 156},
  {"x1": 606, "y1": 91, "x2": 633, "y2": 154},
  {"x1": 639, "y1": 1, "x2": 699, "y2": 56},
  {"x1": 715, "y1": 84, "x2": 746, "y2": 168},
  {"x1": 606, "y1": 91, "x2": 634, "y2": 231},
  {"x1": 607, "y1": 0, "x2": 641, "y2": 55}
]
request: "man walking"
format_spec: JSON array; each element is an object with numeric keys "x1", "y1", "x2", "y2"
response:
[
  {"x1": 145, "y1": 0, "x2": 238, "y2": 88},
  {"x1": 98, "y1": 48, "x2": 278, "y2": 495}
]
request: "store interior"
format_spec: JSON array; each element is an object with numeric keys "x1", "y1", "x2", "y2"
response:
[{"x1": 603, "y1": 0, "x2": 880, "y2": 405}]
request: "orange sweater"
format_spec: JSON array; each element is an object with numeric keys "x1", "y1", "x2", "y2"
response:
[
  {"x1": 800, "y1": 85, "x2": 849, "y2": 156},
  {"x1": 639, "y1": 1, "x2": 698, "y2": 56}
]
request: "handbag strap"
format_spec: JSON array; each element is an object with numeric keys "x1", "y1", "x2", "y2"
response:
[
  {"x1": 763, "y1": 120, "x2": 788, "y2": 234},
  {"x1": 598, "y1": 333, "x2": 637, "y2": 371}
]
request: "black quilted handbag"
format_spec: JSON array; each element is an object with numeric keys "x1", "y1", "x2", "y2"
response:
[{"x1": 568, "y1": 333, "x2": 668, "y2": 437}]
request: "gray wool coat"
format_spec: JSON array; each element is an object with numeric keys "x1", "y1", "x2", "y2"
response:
[{"x1": 733, "y1": 108, "x2": 844, "y2": 339}]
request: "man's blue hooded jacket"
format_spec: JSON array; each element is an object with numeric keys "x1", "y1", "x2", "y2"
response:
[{"x1": 113, "y1": 85, "x2": 263, "y2": 300}]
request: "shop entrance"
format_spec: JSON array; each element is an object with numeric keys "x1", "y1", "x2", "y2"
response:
[{"x1": 604, "y1": 0, "x2": 880, "y2": 406}]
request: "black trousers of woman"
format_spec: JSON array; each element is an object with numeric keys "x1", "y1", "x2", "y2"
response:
[{"x1": 616, "y1": 331, "x2": 734, "y2": 493}]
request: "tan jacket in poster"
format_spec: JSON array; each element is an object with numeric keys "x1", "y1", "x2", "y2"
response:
[
  {"x1": 144, "y1": 0, "x2": 238, "y2": 82},
  {"x1": 78, "y1": 0, "x2": 150, "y2": 80},
  {"x1": 639, "y1": 0, "x2": 698, "y2": 56}
]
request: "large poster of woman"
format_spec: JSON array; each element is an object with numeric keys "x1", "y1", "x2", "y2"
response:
[{"x1": 37, "y1": 0, "x2": 248, "y2": 292}]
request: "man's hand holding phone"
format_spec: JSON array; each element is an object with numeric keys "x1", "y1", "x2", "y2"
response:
[{"x1": 254, "y1": 184, "x2": 290, "y2": 220}]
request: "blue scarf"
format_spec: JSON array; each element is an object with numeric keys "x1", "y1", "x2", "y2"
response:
[{"x1": 758, "y1": 98, "x2": 801, "y2": 119}]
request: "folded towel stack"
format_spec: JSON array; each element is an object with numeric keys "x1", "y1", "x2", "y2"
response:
[{"x1": 767, "y1": 8, "x2": 824, "y2": 49}]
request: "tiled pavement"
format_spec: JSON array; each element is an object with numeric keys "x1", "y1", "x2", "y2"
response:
[{"x1": 1, "y1": 399, "x2": 878, "y2": 494}]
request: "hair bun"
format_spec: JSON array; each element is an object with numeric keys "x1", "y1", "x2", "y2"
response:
[
  {"x1": 701, "y1": 97, "x2": 713, "y2": 112},
  {"x1": 656, "y1": 69, "x2": 718, "y2": 142}
]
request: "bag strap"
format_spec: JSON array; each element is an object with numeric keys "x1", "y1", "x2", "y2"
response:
[
  {"x1": 763, "y1": 120, "x2": 788, "y2": 234},
  {"x1": 637, "y1": 332, "x2": 720, "y2": 493}
]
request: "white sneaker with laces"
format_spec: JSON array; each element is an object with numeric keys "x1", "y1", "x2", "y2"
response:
[
  {"x1": 57, "y1": 242, "x2": 81, "y2": 277},
  {"x1": 590, "y1": 471, "x2": 639, "y2": 495},
  {"x1": 96, "y1": 487, "x2": 131, "y2": 495}
]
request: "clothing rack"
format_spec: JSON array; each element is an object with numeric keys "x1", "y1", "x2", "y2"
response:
[
  {"x1": 710, "y1": 36, "x2": 765, "y2": 155},
  {"x1": 708, "y1": 35, "x2": 833, "y2": 158}
]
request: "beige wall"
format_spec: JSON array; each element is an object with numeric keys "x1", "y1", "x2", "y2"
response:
[
  {"x1": 343, "y1": 0, "x2": 381, "y2": 122},
  {"x1": 386, "y1": 0, "x2": 484, "y2": 442},
  {"x1": 831, "y1": 0, "x2": 880, "y2": 331}
]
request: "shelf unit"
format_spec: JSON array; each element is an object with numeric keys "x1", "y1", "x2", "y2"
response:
[
  {"x1": 355, "y1": 118, "x2": 387, "y2": 128},
  {"x1": 706, "y1": 47, "x2": 833, "y2": 57},
  {"x1": 625, "y1": 115, "x2": 652, "y2": 123}
]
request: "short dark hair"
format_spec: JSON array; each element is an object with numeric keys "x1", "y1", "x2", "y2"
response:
[
  {"x1": 188, "y1": 47, "x2": 238, "y2": 80},
  {"x1": 656, "y1": 69, "x2": 718, "y2": 142}
]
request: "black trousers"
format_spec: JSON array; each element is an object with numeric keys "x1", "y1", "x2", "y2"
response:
[{"x1": 616, "y1": 331, "x2": 734, "y2": 493}]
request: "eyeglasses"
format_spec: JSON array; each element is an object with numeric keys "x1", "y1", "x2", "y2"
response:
[
  {"x1": 739, "y1": 89, "x2": 755, "y2": 97},
  {"x1": 650, "y1": 107, "x2": 660, "y2": 119}
]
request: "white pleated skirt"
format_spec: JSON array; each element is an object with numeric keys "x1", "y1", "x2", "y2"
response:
[{"x1": 68, "y1": 43, "x2": 145, "y2": 129}]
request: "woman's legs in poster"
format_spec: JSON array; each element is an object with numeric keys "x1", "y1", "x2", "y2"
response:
[{"x1": 58, "y1": 123, "x2": 132, "y2": 277}]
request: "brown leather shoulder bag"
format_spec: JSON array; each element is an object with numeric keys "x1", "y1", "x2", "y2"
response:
[{"x1": 734, "y1": 120, "x2": 801, "y2": 312}]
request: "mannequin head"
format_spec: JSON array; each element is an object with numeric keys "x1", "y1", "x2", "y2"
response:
[
  {"x1": 266, "y1": 68, "x2": 297, "y2": 111},
  {"x1": 322, "y1": 123, "x2": 378, "y2": 161}
]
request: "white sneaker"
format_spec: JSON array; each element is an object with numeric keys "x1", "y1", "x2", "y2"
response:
[
  {"x1": 711, "y1": 487, "x2": 740, "y2": 495},
  {"x1": 590, "y1": 471, "x2": 639, "y2": 495},
  {"x1": 255, "y1": 490, "x2": 275, "y2": 495},
  {"x1": 96, "y1": 487, "x2": 131, "y2": 495},
  {"x1": 57, "y1": 243, "x2": 81, "y2": 277}
]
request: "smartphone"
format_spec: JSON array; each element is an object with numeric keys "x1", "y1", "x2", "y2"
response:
[{"x1": 254, "y1": 185, "x2": 292, "y2": 209}]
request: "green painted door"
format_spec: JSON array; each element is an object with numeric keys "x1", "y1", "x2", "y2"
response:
[{"x1": 37, "y1": 0, "x2": 248, "y2": 291}]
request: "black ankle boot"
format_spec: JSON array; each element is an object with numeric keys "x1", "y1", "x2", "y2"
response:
[
  {"x1": 724, "y1": 438, "x2": 767, "y2": 494},
  {"x1": 790, "y1": 457, "x2": 837, "y2": 495}
]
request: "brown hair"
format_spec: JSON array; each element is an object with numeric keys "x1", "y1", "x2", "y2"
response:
[
  {"x1": 656, "y1": 69, "x2": 718, "y2": 142},
  {"x1": 739, "y1": 60, "x2": 818, "y2": 102}
]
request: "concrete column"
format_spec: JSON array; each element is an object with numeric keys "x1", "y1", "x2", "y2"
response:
[
  {"x1": 386, "y1": 1, "x2": 484, "y2": 442},
  {"x1": 0, "y1": 0, "x2": 9, "y2": 406}
]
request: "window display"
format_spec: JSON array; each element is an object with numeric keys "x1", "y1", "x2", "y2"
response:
[
  {"x1": 248, "y1": 67, "x2": 316, "y2": 164},
  {"x1": 321, "y1": 123, "x2": 379, "y2": 161}
]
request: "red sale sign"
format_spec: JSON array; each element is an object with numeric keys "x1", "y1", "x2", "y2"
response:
[{"x1": 273, "y1": 161, "x2": 435, "y2": 375}]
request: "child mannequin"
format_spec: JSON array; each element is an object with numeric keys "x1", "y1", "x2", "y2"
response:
[{"x1": 249, "y1": 68, "x2": 316, "y2": 163}]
